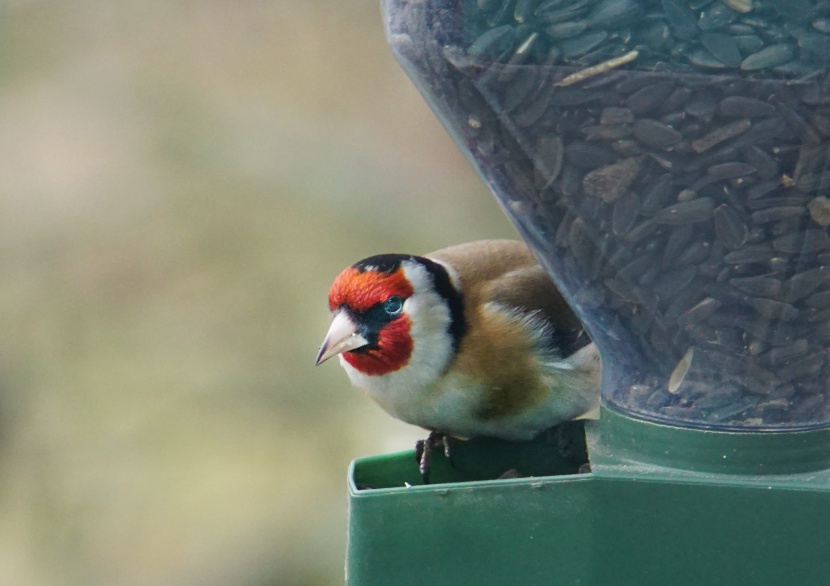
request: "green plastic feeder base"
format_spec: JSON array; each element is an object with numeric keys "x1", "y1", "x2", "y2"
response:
[{"x1": 347, "y1": 408, "x2": 830, "y2": 586}]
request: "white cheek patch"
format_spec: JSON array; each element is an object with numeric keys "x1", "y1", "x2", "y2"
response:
[
  {"x1": 399, "y1": 261, "x2": 456, "y2": 380},
  {"x1": 401, "y1": 260, "x2": 438, "y2": 293}
]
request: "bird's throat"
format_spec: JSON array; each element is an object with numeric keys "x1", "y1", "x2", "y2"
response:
[{"x1": 342, "y1": 317, "x2": 413, "y2": 375}]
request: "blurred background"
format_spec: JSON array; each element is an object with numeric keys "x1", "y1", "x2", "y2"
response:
[{"x1": 0, "y1": 1, "x2": 518, "y2": 584}]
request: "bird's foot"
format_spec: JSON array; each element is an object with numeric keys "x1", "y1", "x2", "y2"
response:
[
  {"x1": 441, "y1": 434, "x2": 454, "y2": 462},
  {"x1": 414, "y1": 432, "x2": 454, "y2": 484}
]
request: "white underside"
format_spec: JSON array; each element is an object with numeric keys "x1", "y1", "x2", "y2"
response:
[{"x1": 344, "y1": 341, "x2": 600, "y2": 441}]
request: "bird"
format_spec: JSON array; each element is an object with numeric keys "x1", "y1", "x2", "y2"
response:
[{"x1": 315, "y1": 239, "x2": 601, "y2": 482}]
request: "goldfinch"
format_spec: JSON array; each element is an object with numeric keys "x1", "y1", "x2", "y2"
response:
[{"x1": 316, "y1": 239, "x2": 601, "y2": 481}]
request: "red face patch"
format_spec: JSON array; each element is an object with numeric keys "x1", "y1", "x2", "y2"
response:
[
  {"x1": 341, "y1": 315, "x2": 413, "y2": 375},
  {"x1": 328, "y1": 266, "x2": 414, "y2": 313},
  {"x1": 328, "y1": 265, "x2": 415, "y2": 375}
]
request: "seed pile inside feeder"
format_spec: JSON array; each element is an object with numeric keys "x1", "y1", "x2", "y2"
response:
[{"x1": 387, "y1": 0, "x2": 830, "y2": 429}]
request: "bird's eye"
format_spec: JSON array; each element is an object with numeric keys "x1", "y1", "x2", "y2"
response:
[{"x1": 383, "y1": 295, "x2": 404, "y2": 316}]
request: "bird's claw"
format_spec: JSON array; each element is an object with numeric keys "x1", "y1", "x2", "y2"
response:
[
  {"x1": 441, "y1": 434, "x2": 453, "y2": 462},
  {"x1": 414, "y1": 439, "x2": 425, "y2": 465},
  {"x1": 414, "y1": 432, "x2": 456, "y2": 484},
  {"x1": 418, "y1": 435, "x2": 433, "y2": 484}
]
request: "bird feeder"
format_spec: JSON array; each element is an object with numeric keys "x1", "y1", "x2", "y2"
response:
[{"x1": 347, "y1": 1, "x2": 830, "y2": 583}]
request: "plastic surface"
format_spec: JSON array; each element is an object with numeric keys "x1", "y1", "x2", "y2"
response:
[
  {"x1": 383, "y1": 0, "x2": 830, "y2": 430},
  {"x1": 591, "y1": 403, "x2": 830, "y2": 474},
  {"x1": 347, "y1": 442, "x2": 830, "y2": 586}
]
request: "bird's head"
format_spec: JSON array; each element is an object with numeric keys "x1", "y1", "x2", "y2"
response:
[{"x1": 316, "y1": 254, "x2": 465, "y2": 378}]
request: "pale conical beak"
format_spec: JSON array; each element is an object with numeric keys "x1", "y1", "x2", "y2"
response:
[{"x1": 315, "y1": 310, "x2": 369, "y2": 365}]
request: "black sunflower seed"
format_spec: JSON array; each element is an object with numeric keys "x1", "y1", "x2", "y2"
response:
[
  {"x1": 741, "y1": 145, "x2": 779, "y2": 180},
  {"x1": 535, "y1": 0, "x2": 589, "y2": 23},
  {"x1": 559, "y1": 163, "x2": 583, "y2": 197},
  {"x1": 532, "y1": 135, "x2": 565, "y2": 185},
  {"x1": 765, "y1": 339, "x2": 810, "y2": 366},
  {"x1": 546, "y1": 20, "x2": 588, "y2": 39},
  {"x1": 677, "y1": 240, "x2": 712, "y2": 265},
  {"x1": 565, "y1": 141, "x2": 619, "y2": 169},
  {"x1": 559, "y1": 30, "x2": 608, "y2": 59},
  {"x1": 747, "y1": 180, "x2": 782, "y2": 200},
  {"x1": 514, "y1": 0, "x2": 539, "y2": 22},
  {"x1": 662, "y1": 224, "x2": 694, "y2": 266},
  {"x1": 586, "y1": 0, "x2": 643, "y2": 28},
  {"x1": 633, "y1": 119, "x2": 683, "y2": 149},
  {"x1": 685, "y1": 90, "x2": 720, "y2": 121},
  {"x1": 713, "y1": 204, "x2": 749, "y2": 250},
  {"x1": 768, "y1": 0, "x2": 814, "y2": 23},
  {"x1": 655, "y1": 266, "x2": 698, "y2": 298},
  {"x1": 612, "y1": 190, "x2": 641, "y2": 235},
  {"x1": 654, "y1": 197, "x2": 715, "y2": 224},
  {"x1": 468, "y1": 25, "x2": 517, "y2": 59},
  {"x1": 583, "y1": 123, "x2": 633, "y2": 140},
  {"x1": 730, "y1": 276, "x2": 782, "y2": 298},
  {"x1": 640, "y1": 174, "x2": 676, "y2": 215},
  {"x1": 568, "y1": 217, "x2": 595, "y2": 261},
  {"x1": 806, "y1": 291, "x2": 830, "y2": 309},
  {"x1": 747, "y1": 194, "x2": 810, "y2": 210},
  {"x1": 777, "y1": 354, "x2": 826, "y2": 381},
  {"x1": 479, "y1": 0, "x2": 504, "y2": 10},
  {"x1": 720, "y1": 96, "x2": 778, "y2": 118},
  {"x1": 776, "y1": 101, "x2": 823, "y2": 145},
  {"x1": 701, "y1": 32, "x2": 742, "y2": 68},
  {"x1": 733, "y1": 117, "x2": 787, "y2": 148},
  {"x1": 619, "y1": 254, "x2": 655, "y2": 281},
  {"x1": 679, "y1": 297, "x2": 722, "y2": 325},
  {"x1": 604, "y1": 276, "x2": 639, "y2": 303},
  {"x1": 774, "y1": 229, "x2": 830, "y2": 253},
  {"x1": 734, "y1": 33, "x2": 765, "y2": 54},
  {"x1": 741, "y1": 44, "x2": 795, "y2": 71},
  {"x1": 707, "y1": 162, "x2": 757, "y2": 180},
  {"x1": 502, "y1": 67, "x2": 541, "y2": 111},
  {"x1": 661, "y1": 0, "x2": 699, "y2": 41},
  {"x1": 698, "y1": 3, "x2": 740, "y2": 31},
  {"x1": 487, "y1": 0, "x2": 518, "y2": 26},
  {"x1": 748, "y1": 297, "x2": 800, "y2": 321},
  {"x1": 724, "y1": 244, "x2": 774, "y2": 264},
  {"x1": 627, "y1": 82, "x2": 677, "y2": 116},
  {"x1": 624, "y1": 219, "x2": 660, "y2": 243},
  {"x1": 783, "y1": 267, "x2": 830, "y2": 301},
  {"x1": 807, "y1": 307, "x2": 830, "y2": 323},
  {"x1": 751, "y1": 206, "x2": 808, "y2": 223}
]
